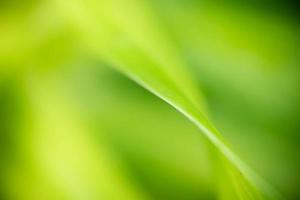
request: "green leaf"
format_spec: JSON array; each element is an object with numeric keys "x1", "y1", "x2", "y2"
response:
[{"x1": 55, "y1": 0, "x2": 283, "y2": 199}]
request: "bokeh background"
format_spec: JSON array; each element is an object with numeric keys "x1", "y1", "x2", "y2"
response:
[{"x1": 1, "y1": 0, "x2": 299, "y2": 199}]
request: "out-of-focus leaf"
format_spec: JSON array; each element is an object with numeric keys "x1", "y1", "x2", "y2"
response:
[{"x1": 13, "y1": 72, "x2": 151, "y2": 200}]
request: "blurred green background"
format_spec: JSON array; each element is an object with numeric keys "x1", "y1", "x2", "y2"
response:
[{"x1": 1, "y1": 0, "x2": 299, "y2": 199}]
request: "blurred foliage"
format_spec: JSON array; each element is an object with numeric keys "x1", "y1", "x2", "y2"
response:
[{"x1": 0, "y1": 0, "x2": 299, "y2": 200}]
